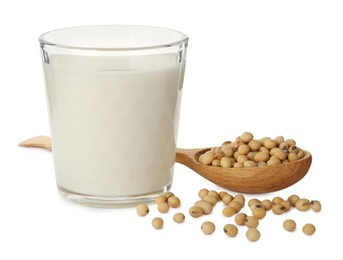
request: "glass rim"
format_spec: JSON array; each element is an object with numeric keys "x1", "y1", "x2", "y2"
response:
[{"x1": 39, "y1": 24, "x2": 189, "y2": 51}]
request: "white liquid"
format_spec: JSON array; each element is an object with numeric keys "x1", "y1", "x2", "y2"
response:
[{"x1": 44, "y1": 54, "x2": 184, "y2": 196}]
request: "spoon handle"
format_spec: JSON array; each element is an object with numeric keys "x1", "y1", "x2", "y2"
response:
[
  {"x1": 19, "y1": 136, "x2": 52, "y2": 151},
  {"x1": 18, "y1": 136, "x2": 202, "y2": 168}
]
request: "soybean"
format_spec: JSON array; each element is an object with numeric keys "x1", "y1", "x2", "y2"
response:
[
  {"x1": 274, "y1": 136, "x2": 285, "y2": 145},
  {"x1": 261, "y1": 199, "x2": 272, "y2": 210},
  {"x1": 222, "y1": 194, "x2": 234, "y2": 205},
  {"x1": 285, "y1": 139, "x2": 296, "y2": 147},
  {"x1": 254, "y1": 152, "x2": 270, "y2": 162},
  {"x1": 245, "y1": 216, "x2": 259, "y2": 228},
  {"x1": 136, "y1": 204, "x2": 149, "y2": 216},
  {"x1": 272, "y1": 196, "x2": 284, "y2": 205},
  {"x1": 260, "y1": 137, "x2": 271, "y2": 144},
  {"x1": 229, "y1": 201, "x2": 243, "y2": 213},
  {"x1": 203, "y1": 195, "x2": 217, "y2": 206},
  {"x1": 157, "y1": 202, "x2": 169, "y2": 213},
  {"x1": 189, "y1": 206, "x2": 204, "y2": 218},
  {"x1": 264, "y1": 139, "x2": 277, "y2": 149},
  {"x1": 168, "y1": 196, "x2": 181, "y2": 208},
  {"x1": 287, "y1": 194, "x2": 300, "y2": 207},
  {"x1": 258, "y1": 161, "x2": 267, "y2": 167},
  {"x1": 221, "y1": 145, "x2": 234, "y2": 157},
  {"x1": 201, "y1": 151, "x2": 215, "y2": 165},
  {"x1": 252, "y1": 208, "x2": 266, "y2": 219},
  {"x1": 273, "y1": 149, "x2": 287, "y2": 161},
  {"x1": 214, "y1": 153, "x2": 223, "y2": 161},
  {"x1": 302, "y1": 223, "x2": 316, "y2": 236},
  {"x1": 250, "y1": 203, "x2": 264, "y2": 211},
  {"x1": 244, "y1": 160, "x2": 257, "y2": 168},
  {"x1": 173, "y1": 213, "x2": 185, "y2": 223},
  {"x1": 207, "y1": 190, "x2": 219, "y2": 200},
  {"x1": 237, "y1": 155, "x2": 249, "y2": 164},
  {"x1": 233, "y1": 194, "x2": 246, "y2": 206},
  {"x1": 233, "y1": 162, "x2": 244, "y2": 168},
  {"x1": 219, "y1": 191, "x2": 229, "y2": 200},
  {"x1": 288, "y1": 145, "x2": 300, "y2": 154},
  {"x1": 195, "y1": 200, "x2": 213, "y2": 214},
  {"x1": 247, "y1": 151, "x2": 257, "y2": 160},
  {"x1": 214, "y1": 146, "x2": 222, "y2": 154},
  {"x1": 283, "y1": 219, "x2": 296, "y2": 232},
  {"x1": 259, "y1": 146, "x2": 270, "y2": 154},
  {"x1": 288, "y1": 152, "x2": 298, "y2": 162},
  {"x1": 221, "y1": 157, "x2": 233, "y2": 168},
  {"x1": 212, "y1": 159, "x2": 221, "y2": 167},
  {"x1": 246, "y1": 228, "x2": 260, "y2": 242},
  {"x1": 311, "y1": 200, "x2": 322, "y2": 212},
  {"x1": 249, "y1": 140, "x2": 261, "y2": 151},
  {"x1": 155, "y1": 195, "x2": 167, "y2": 204},
  {"x1": 279, "y1": 142, "x2": 288, "y2": 152},
  {"x1": 248, "y1": 198, "x2": 261, "y2": 207},
  {"x1": 235, "y1": 213, "x2": 247, "y2": 226},
  {"x1": 152, "y1": 217, "x2": 164, "y2": 229},
  {"x1": 201, "y1": 221, "x2": 216, "y2": 235},
  {"x1": 223, "y1": 224, "x2": 238, "y2": 237},
  {"x1": 164, "y1": 192, "x2": 174, "y2": 199},
  {"x1": 222, "y1": 206, "x2": 236, "y2": 217},
  {"x1": 295, "y1": 198, "x2": 311, "y2": 211},
  {"x1": 198, "y1": 188, "x2": 209, "y2": 199},
  {"x1": 241, "y1": 132, "x2": 254, "y2": 143},
  {"x1": 267, "y1": 156, "x2": 281, "y2": 166},
  {"x1": 280, "y1": 200, "x2": 291, "y2": 211},
  {"x1": 272, "y1": 204, "x2": 286, "y2": 215},
  {"x1": 238, "y1": 144, "x2": 250, "y2": 155},
  {"x1": 297, "y1": 150, "x2": 305, "y2": 159}
]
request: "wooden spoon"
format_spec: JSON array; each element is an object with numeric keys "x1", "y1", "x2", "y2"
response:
[{"x1": 19, "y1": 136, "x2": 312, "y2": 194}]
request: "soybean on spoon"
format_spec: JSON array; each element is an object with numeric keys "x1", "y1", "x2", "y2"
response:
[{"x1": 19, "y1": 136, "x2": 312, "y2": 194}]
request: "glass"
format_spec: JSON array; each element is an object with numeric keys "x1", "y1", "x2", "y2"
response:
[{"x1": 39, "y1": 25, "x2": 188, "y2": 207}]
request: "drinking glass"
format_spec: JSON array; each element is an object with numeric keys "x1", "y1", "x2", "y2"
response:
[{"x1": 39, "y1": 25, "x2": 188, "y2": 207}]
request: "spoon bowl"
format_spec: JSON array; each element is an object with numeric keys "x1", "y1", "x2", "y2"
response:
[
  {"x1": 19, "y1": 136, "x2": 312, "y2": 194},
  {"x1": 176, "y1": 147, "x2": 312, "y2": 193}
]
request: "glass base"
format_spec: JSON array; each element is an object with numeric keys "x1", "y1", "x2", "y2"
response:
[{"x1": 57, "y1": 184, "x2": 172, "y2": 208}]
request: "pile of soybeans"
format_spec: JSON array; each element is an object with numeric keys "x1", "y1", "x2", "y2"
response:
[{"x1": 198, "y1": 132, "x2": 306, "y2": 168}]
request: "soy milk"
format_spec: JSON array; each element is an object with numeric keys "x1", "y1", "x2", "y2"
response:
[{"x1": 44, "y1": 54, "x2": 184, "y2": 196}]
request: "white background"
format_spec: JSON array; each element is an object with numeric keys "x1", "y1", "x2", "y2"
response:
[{"x1": 1, "y1": 0, "x2": 342, "y2": 259}]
